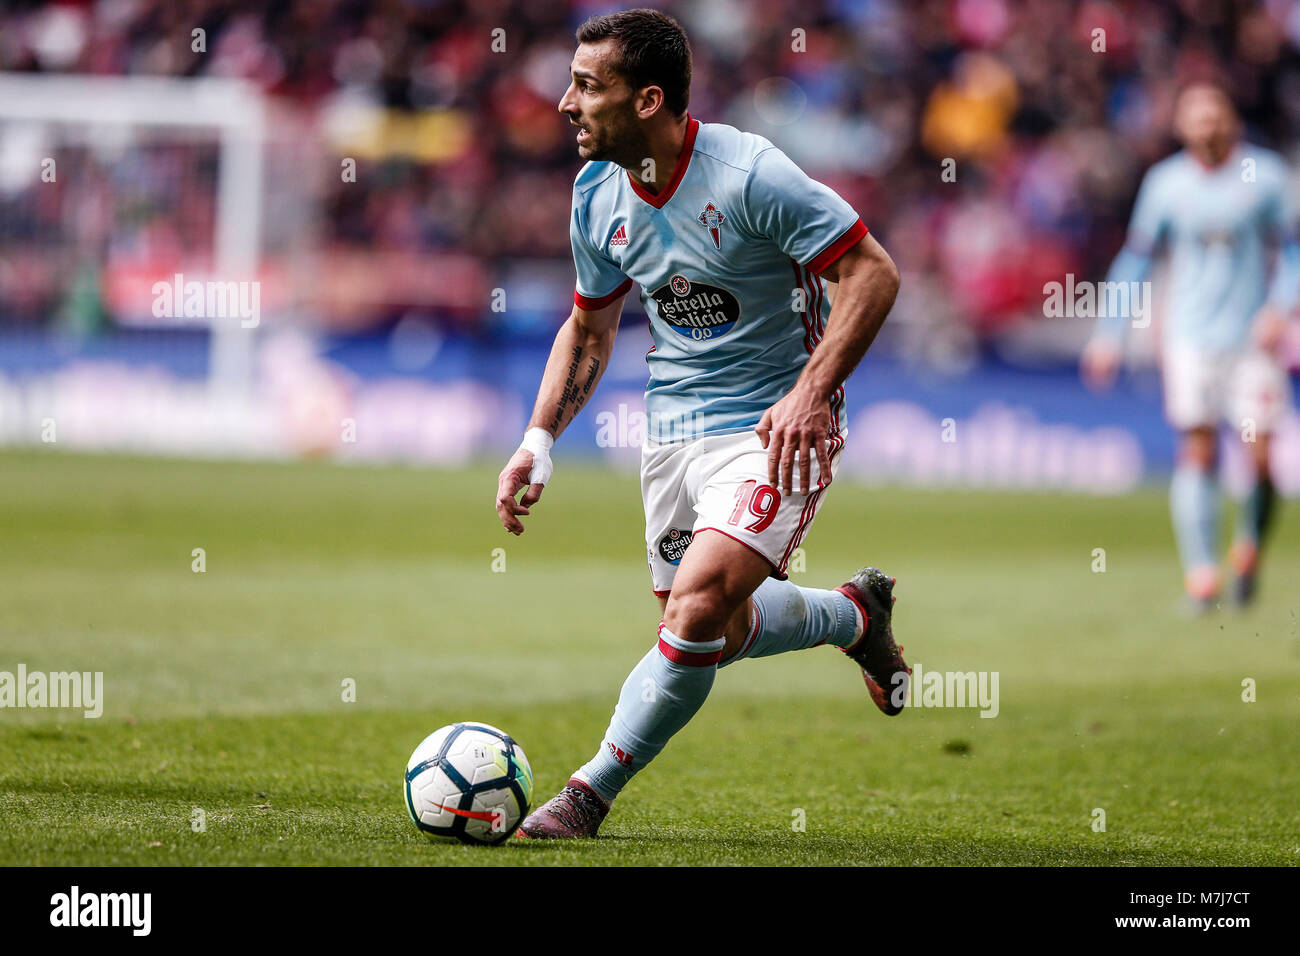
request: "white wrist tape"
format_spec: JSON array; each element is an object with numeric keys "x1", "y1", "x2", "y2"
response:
[{"x1": 520, "y1": 427, "x2": 554, "y2": 486}]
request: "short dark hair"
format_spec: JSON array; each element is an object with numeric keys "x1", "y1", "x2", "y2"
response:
[{"x1": 576, "y1": 8, "x2": 691, "y2": 118}]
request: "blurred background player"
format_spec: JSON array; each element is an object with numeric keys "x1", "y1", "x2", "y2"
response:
[{"x1": 1082, "y1": 83, "x2": 1299, "y2": 611}]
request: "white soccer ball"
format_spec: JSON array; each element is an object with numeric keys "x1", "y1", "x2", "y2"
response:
[{"x1": 404, "y1": 722, "x2": 534, "y2": 845}]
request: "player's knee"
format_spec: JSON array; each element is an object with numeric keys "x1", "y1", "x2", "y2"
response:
[{"x1": 662, "y1": 586, "x2": 733, "y2": 643}]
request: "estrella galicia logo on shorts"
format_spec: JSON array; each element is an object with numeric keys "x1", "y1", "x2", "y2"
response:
[
  {"x1": 650, "y1": 274, "x2": 740, "y2": 342},
  {"x1": 657, "y1": 528, "x2": 693, "y2": 565}
]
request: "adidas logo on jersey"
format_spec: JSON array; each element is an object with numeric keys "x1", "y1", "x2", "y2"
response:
[{"x1": 609, "y1": 224, "x2": 629, "y2": 247}]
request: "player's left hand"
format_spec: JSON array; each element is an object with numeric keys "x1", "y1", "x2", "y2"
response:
[
  {"x1": 756, "y1": 385, "x2": 833, "y2": 496},
  {"x1": 1252, "y1": 306, "x2": 1288, "y2": 355}
]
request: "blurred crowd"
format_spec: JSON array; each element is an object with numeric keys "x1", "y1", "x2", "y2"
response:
[{"x1": 2, "y1": 0, "x2": 1299, "y2": 351}]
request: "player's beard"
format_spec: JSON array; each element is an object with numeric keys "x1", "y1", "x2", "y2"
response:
[{"x1": 577, "y1": 113, "x2": 651, "y2": 171}]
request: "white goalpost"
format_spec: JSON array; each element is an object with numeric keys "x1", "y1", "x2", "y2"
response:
[{"x1": 0, "y1": 72, "x2": 266, "y2": 393}]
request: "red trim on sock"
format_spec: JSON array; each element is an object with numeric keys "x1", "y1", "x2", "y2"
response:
[
  {"x1": 656, "y1": 620, "x2": 723, "y2": 665},
  {"x1": 657, "y1": 637, "x2": 723, "y2": 667},
  {"x1": 834, "y1": 584, "x2": 870, "y2": 654}
]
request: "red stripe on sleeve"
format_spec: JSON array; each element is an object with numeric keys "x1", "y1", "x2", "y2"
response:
[
  {"x1": 574, "y1": 277, "x2": 633, "y2": 310},
  {"x1": 805, "y1": 218, "x2": 868, "y2": 276}
]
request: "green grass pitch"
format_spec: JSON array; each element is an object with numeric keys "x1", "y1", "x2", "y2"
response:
[{"x1": 1, "y1": 449, "x2": 1297, "y2": 866}]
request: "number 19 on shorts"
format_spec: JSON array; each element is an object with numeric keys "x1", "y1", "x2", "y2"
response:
[{"x1": 729, "y1": 480, "x2": 781, "y2": 533}]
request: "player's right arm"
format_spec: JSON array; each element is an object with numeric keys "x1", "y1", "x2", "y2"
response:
[
  {"x1": 1082, "y1": 166, "x2": 1167, "y2": 391},
  {"x1": 495, "y1": 292, "x2": 628, "y2": 535}
]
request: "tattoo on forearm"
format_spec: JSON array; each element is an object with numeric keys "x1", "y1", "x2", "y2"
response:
[{"x1": 549, "y1": 346, "x2": 602, "y2": 432}]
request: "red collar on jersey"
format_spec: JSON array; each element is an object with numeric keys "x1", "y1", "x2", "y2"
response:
[{"x1": 626, "y1": 115, "x2": 700, "y2": 209}]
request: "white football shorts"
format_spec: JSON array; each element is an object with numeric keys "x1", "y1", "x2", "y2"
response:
[
  {"x1": 641, "y1": 428, "x2": 846, "y2": 595},
  {"x1": 1162, "y1": 346, "x2": 1292, "y2": 432}
]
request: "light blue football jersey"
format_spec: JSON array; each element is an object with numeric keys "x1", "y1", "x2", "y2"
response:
[
  {"x1": 1096, "y1": 144, "x2": 1299, "y2": 351},
  {"x1": 569, "y1": 116, "x2": 867, "y2": 443}
]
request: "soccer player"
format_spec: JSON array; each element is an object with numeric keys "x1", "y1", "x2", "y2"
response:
[
  {"x1": 1082, "y1": 82, "x2": 1298, "y2": 611},
  {"x1": 494, "y1": 9, "x2": 908, "y2": 838}
]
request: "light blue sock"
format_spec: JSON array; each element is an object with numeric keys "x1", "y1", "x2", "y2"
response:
[
  {"x1": 573, "y1": 624, "x2": 725, "y2": 804},
  {"x1": 1170, "y1": 463, "x2": 1219, "y2": 573},
  {"x1": 720, "y1": 577, "x2": 861, "y2": 668}
]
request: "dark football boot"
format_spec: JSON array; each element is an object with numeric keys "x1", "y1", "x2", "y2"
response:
[
  {"x1": 516, "y1": 777, "x2": 609, "y2": 839},
  {"x1": 835, "y1": 567, "x2": 911, "y2": 716}
]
